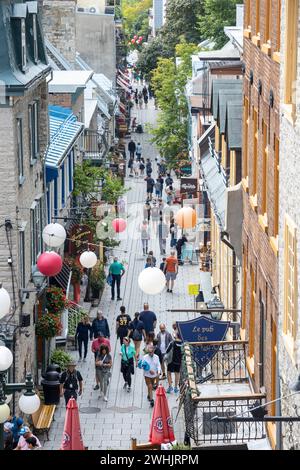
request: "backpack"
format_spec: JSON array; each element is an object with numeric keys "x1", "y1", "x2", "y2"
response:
[
  {"x1": 132, "y1": 328, "x2": 142, "y2": 341},
  {"x1": 164, "y1": 342, "x2": 174, "y2": 365}
]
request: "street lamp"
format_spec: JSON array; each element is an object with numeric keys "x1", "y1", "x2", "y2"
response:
[{"x1": 0, "y1": 346, "x2": 40, "y2": 449}]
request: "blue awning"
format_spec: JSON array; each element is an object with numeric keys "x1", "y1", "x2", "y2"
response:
[{"x1": 46, "y1": 105, "x2": 84, "y2": 170}]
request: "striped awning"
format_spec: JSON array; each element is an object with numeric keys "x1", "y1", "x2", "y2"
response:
[{"x1": 46, "y1": 105, "x2": 84, "y2": 169}]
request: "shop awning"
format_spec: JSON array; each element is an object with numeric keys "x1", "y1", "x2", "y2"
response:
[
  {"x1": 117, "y1": 77, "x2": 131, "y2": 93},
  {"x1": 46, "y1": 105, "x2": 84, "y2": 169}
]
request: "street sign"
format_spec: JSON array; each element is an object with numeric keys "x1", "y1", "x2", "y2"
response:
[
  {"x1": 177, "y1": 316, "x2": 230, "y2": 368},
  {"x1": 180, "y1": 178, "x2": 198, "y2": 198},
  {"x1": 188, "y1": 283, "x2": 200, "y2": 296}
]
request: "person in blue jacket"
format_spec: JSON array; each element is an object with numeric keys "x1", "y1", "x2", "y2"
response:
[{"x1": 91, "y1": 310, "x2": 110, "y2": 339}]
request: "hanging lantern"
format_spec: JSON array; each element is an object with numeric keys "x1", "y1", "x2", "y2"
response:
[
  {"x1": 79, "y1": 251, "x2": 97, "y2": 269},
  {"x1": 0, "y1": 346, "x2": 13, "y2": 372},
  {"x1": 19, "y1": 393, "x2": 40, "y2": 414},
  {"x1": 0, "y1": 403, "x2": 10, "y2": 424},
  {"x1": 37, "y1": 252, "x2": 63, "y2": 277},
  {"x1": 138, "y1": 268, "x2": 166, "y2": 295},
  {"x1": 112, "y1": 218, "x2": 127, "y2": 233},
  {"x1": 0, "y1": 285, "x2": 11, "y2": 320},
  {"x1": 42, "y1": 223, "x2": 66, "y2": 248},
  {"x1": 175, "y1": 207, "x2": 197, "y2": 229}
]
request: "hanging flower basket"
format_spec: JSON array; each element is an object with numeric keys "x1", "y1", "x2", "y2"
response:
[
  {"x1": 45, "y1": 286, "x2": 67, "y2": 316},
  {"x1": 36, "y1": 314, "x2": 62, "y2": 339}
]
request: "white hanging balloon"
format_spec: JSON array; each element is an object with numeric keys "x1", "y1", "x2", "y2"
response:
[
  {"x1": 79, "y1": 251, "x2": 98, "y2": 269},
  {"x1": 0, "y1": 286, "x2": 11, "y2": 319},
  {"x1": 138, "y1": 267, "x2": 166, "y2": 295},
  {"x1": 19, "y1": 393, "x2": 40, "y2": 414},
  {"x1": 0, "y1": 346, "x2": 13, "y2": 371},
  {"x1": 42, "y1": 223, "x2": 66, "y2": 248},
  {"x1": 0, "y1": 403, "x2": 10, "y2": 424}
]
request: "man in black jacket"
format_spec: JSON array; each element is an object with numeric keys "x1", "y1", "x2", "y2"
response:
[
  {"x1": 128, "y1": 139, "x2": 136, "y2": 159},
  {"x1": 91, "y1": 310, "x2": 110, "y2": 339}
]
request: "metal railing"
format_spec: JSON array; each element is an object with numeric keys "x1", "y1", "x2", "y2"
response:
[{"x1": 188, "y1": 341, "x2": 248, "y2": 384}]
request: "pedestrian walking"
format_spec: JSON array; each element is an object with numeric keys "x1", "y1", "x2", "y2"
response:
[
  {"x1": 95, "y1": 344, "x2": 112, "y2": 402},
  {"x1": 109, "y1": 256, "x2": 125, "y2": 301},
  {"x1": 136, "y1": 142, "x2": 142, "y2": 160},
  {"x1": 176, "y1": 234, "x2": 188, "y2": 265},
  {"x1": 144, "y1": 93, "x2": 149, "y2": 107},
  {"x1": 145, "y1": 175, "x2": 155, "y2": 200},
  {"x1": 116, "y1": 306, "x2": 132, "y2": 346},
  {"x1": 128, "y1": 312, "x2": 146, "y2": 362},
  {"x1": 128, "y1": 139, "x2": 136, "y2": 159},
  {"x1": 142, "y1": 85, "x2": 148, "y2": 99},
  {"x1": 128, "y1": 156, "x2": 134, "y2": 176},
  {"x1": 166, "y1": 335, "x2": 183, "y2": 394},
  {"x1": 148, "y1": 250, "x2": 156, "y2": 267},
  {"x1": 146, "y1": 159, "x2": 152, "y2": 176},
  {"x1": 159, "y1": 257, "x2": 167, "y2": 272},
  {"x1": 165, "y1": 173, "x2": 174, "y2": 187},
  {"x1": 157, "y1": 324, "x2": 173, "y2": 379},
  {"x1": 151, "y1": 200, "x2": 160, "y2": 231},
  {"x1": 165, "y1": 250, "x2": 178, "y2": 293},
  {"x1": 59, "y1": 361, "x2": 83, "y2": 407},
  {"x1": 141, "y1": 344, "x2": 161, "y2": 407},
  {"x1": 157, "y1": 175, "x2": 164, "y2": 196},
  {"x1": 170, "y1": 218, "x2": 178, "y2": 248},
  {"x1": 139, "y1": 303, "x2": 157, "y2": 342},
  {"x1": 120, "y1": 337, "x2": 136, "y2": 392},
  {"x1": 131, "y1": 117, "x2": 137, "y2": 132},
  {"x1": 134, "y1": 88, "x2": 138, "y2": 101},
  {"x1": 145, "y1": 257, "x2": 152, "y2": 268},
  {"x1": 157, "y1": 216, "x2": 168, "y2": 255},
  {"x1": 138, "y1": 91, "x2": 143, "y2": 108},
  {"x1": 75, "y1": 316, "x2": 92, "y2": 362},
  {"x1": 14, "y1": 426, "x2": 42, "y2": 450},
  {"x1": 140, "y1": 220, "x2": 150, "y2": 255},
  {"x1": 139, "y1": 160, "x2": 145, "y2": 176},
  {"x1": 165, "y1": 184, "x2": 175, "y2": 205},
  {"x1": 133, "y1": 159, "x2": 140, "y2": 178},
  {"x1": 152, "y1": 339, "x2": 163, "y2": 388},
  {"x1": 143, "y1": 200, "x2": 151, "y2": 222},
  {"x1": 92, "y1": 333, "x2": 111, "y2": 390},
  {"x1": 91, "y1": 310, "x2": 110, "y2": 339}
]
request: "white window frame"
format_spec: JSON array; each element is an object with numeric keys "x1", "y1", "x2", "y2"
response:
[
  {"x1": 32, "y1": 14, "x2": 38, "y2": 64},
  {"x1": 21, "y1": 18, "x2": 27, "y2": 72},
  {"x1": 17, "y1": 118, "x2": 25, "y2": 185},
  {"x1": 29, "y1": 101, "x2": 39, "y2": 163}
]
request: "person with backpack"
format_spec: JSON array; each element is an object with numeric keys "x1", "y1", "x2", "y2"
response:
[
  {"x1": 128, "y1": 139, "x2": 136, "y2": 159},
  {"x1": 136, "y1": 142, "x2": 142, "y2": 160},
  {"x1": 59, "y1": 361, "x2": 83, "y2": 407},
  {"x1": 139, "y1": 159, "x2": 145, "y2": 176},
  {"x1": 140, "y1": 220, "x2": 150, "y2": 255},
  {"x1": 120, "y1": 337, "x2": 136, "y2": 392},
  {"x1": 165, "y1": 334, "x2": 183, "y2": 394},
  {"x1": 157, "y1": 324, "x2": 173, "y2": 379},
  {"x1": 165, "y1": 173, "x2": 173, "y2": 187},
  {"x1": 145, "y1": 176, "x2": 155, "y2": 200},
  {"x1": 128, "y1": 312, "x2": 146, "y2": 362}
]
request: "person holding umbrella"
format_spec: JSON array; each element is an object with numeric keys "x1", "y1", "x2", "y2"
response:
[{"x1": 59, "y1": 361, "x2": 83, "y2": 407}]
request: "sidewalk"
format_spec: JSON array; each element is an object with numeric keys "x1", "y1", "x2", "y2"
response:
[{"x1": 42, "y1": 97, "x2": 209, "y2": 450}]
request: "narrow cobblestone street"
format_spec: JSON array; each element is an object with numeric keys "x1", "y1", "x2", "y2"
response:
[{"x1": 42, "y1": 95, "x2": 206, "y2": 450}]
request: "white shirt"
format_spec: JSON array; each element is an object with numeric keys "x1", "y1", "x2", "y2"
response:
[
  {"x1": 160, "y1": 333, "x2": 167, "y2": 354},
  {"x1": 143, "y1": 353, "x2": 161, "y2": 378}
]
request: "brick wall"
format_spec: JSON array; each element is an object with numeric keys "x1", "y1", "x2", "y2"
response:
[
  {"x1": 246, "y1": 0, "x2": 281, "y2": 53},
  {"x1": 242, "y1": 27, "x2": 280, "y2": 413}
]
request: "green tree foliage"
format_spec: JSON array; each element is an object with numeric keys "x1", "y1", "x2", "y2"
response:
[
  {"x1": 150, "y1": 42, "x2": 198, "y2": 168},
  {"x1": 198, "y1": 0, "x2": 239, "y2": 49},
  {"x1": 122, "y1": 0, "x2": 152, "y2": 40}
]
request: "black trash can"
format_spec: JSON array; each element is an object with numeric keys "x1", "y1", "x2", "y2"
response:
[{"x1": 41, "y1": 370, "x2": 61, "y2": 405}]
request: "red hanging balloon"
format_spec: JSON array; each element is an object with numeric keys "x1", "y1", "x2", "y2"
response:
[
  {"x1": 112, "y1": 218, "x2": 127, "y2": 233},
  {"x1": 37, "y1": 252, "x2": 63, "y2": 277}
]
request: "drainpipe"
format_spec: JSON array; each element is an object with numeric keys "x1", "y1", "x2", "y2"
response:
[{"x1": 221, "y1": 231, "x2": 237, "y2": 329}]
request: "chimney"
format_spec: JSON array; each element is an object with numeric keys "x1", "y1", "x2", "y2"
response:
[{"x1": 236, "y1": 4, "x2": 244, "y2": 28}]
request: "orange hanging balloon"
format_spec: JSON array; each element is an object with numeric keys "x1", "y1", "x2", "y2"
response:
[{"x1": 175, "y1": 207, "x2": 197, "y2": 229}]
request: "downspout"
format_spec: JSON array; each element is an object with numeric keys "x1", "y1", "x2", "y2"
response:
[{"x1": 221, "y1": 231, "x2": 237, "y2": 330}]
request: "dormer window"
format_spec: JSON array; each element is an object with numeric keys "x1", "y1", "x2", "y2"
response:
[{"x1": 21, "y1": 18, "x2": 27, "y2": 72}]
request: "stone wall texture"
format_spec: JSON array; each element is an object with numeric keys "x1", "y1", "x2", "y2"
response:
[{"x1": 278, "y1": 0, "x2": 300, "y2": 450}]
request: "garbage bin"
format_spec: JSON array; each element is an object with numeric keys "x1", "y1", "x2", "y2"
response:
[{"x1": 41, "y1": 369, "x2": 61, "y2": 405}]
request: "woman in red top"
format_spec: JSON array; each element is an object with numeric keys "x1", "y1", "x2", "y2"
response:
[{"x1": 165, "y1": 250, "x2": 178, "y2": 293}]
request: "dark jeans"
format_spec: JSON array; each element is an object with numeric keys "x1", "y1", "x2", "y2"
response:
[
  {"x1": 78, "y1": 337, "x2": 88, "y2": 359},
  {"x1": 111, "y1": 274, "x2": 121, "y2": 299},
  {"x1": 129, "y1": 150, "x2": 135, "y2": 159},
  {"x1": 64, "y1": 390, "x2": 77, "y2": 407},
  {"x1": 122, "y1": 360, "x2": 134, "y2": 387}
]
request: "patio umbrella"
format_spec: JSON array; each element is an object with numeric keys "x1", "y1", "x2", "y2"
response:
[
  {"x1": 149, "y1": 385, "x2": 175, "y2": 444},
  {"x1": 60, "y1": 398, "x2": 85, "y2": 450}
]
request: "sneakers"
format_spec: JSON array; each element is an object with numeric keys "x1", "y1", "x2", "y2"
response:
[
  {"x1": 169, "y1": 290, "x2": 173, "y2": 293},
  {"x1": 111, "y1": 297, "x2": 114, "y2": 301},
  {"x1": 161, "y1": 374, "x2": 166, "y2": 380},
  {"x1": 93, "y1": 384, "x2": 99, "y2": 390},
  {"x1": 150, "y1": 399, "x2": 154, "y2": 407},
  {"x1": 127, "y1": 386, "x2": 131, "y2": 393},
  {"x1": 103, "y1": 395, "x2": 108, "y2": 402},
  {"x1": 166, "y1": 386, "x2": 173, "y2": 393},
  {"x1": 83, "y1": 358, "x2": 87, "y2": 362},
  {"x1": 117, "y1": 297, "x2": 122, "y2": 301},
  {"x1": 167, "y1": 289, "x2": 170, "y2": 292},
  {"x1": 174, "y1": 387, "x2": 179, "y2": 393},
  {"x1": 99, "y1": 391, "x2": 103, "y2": 398},
  {"x1": 123, "y1": 382, "x2": 128, "y2": 389},
  {"x1": 78, "y1": 358, "x2": 82, "y2": 362},
  {"x1": 147, "y1": 395, "x2": 150, "y2": 401}
]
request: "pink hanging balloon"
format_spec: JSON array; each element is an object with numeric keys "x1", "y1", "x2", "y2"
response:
[
  {"x1": 37, "y1": 252, "x2": 63, "y2": 277},
  {"x1": 112, "y1": 218, "x2": 127, "y2": 233}
]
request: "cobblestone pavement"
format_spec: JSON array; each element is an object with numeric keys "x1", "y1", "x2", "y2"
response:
[{"x1": 42, "y1": 93, "x2": 209, "y2": 450}]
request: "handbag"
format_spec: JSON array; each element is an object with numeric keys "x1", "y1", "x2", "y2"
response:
[
  {"x1": 164, "y1": 342, "x2": 174, "y2": 365},
  {"x1": 106, "y1": 273, "x2": 112, "y2": 286}
]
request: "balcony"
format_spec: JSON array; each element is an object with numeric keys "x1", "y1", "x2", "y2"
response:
[{"x1": 180, "y1": 342, "x2": 270, "y2": 448}]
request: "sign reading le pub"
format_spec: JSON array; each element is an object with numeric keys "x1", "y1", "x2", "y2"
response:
[{"x1": 180, "y1": 178, "x2": 198, "y2": 198}]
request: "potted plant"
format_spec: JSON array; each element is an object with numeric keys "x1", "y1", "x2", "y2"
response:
[
  {"x1": 36, "y1": 314, "x2": 62, "y2": 339},
  {"x1": 50, "y1": 349, "x2": 73, "y2": 371},
  {"x1": 90, "y1": 262, "x2": 106, "y2": 299},
  {"x1": 45, "y1": 286, "x2": 67, "y2": 316}
]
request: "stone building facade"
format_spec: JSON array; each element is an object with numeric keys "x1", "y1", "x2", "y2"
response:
[
  {"x1": 278, "y1": 0, "x2": 300, "y2": 450},
  {"x1": 0, "y1": 1, "x2": 50, "y2": 386},
  {"x1": 242, "y1": 0, "x2": 281, "y2": 448}
]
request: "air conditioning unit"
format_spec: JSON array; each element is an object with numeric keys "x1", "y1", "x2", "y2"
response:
[{"x1": 77, "y1": 6, "x2": 100, "y2": 14}]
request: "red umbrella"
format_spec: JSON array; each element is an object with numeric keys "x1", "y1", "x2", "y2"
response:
[
  {"x1": 60, "y1": 398, "x2": 85, "y2": 450},
  {"x1": 149, "y1": 385, "x2": 175, "y2": 444}
]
